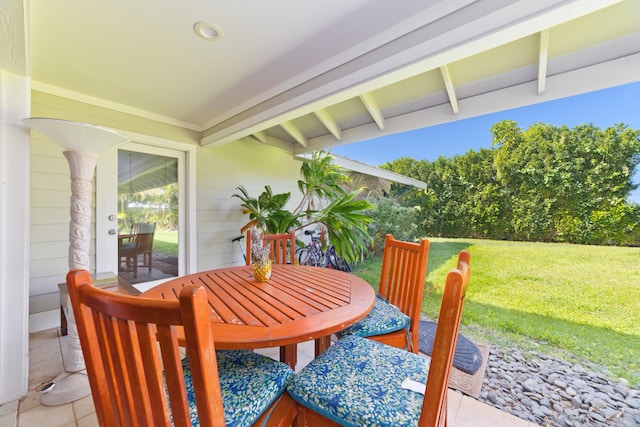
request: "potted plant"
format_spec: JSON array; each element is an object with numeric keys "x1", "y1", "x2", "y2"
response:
[{"x1": 232, "y1": 151, "x2": 374, "y2": 264}]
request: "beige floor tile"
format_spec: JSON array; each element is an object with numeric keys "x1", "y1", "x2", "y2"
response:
[
  {"x1": 297, "y1": 340, "x2": 315, "y2": 360},
  {"x1": 0, "y1": 401, "x2": 18, "y2": 418},
  {"x1": 17, "y1": 390, "x2": 41, "y2": 415},
  {"x1": 72, "y1": 395, "x2": 95, "y2": 420},
  {"x1": 76, "y1": 411, "x2": 99, "y2": 427},
  {"x1": 18, "y1": 403, "x2": 74, "y2": 427},
  {"x1": 295, "y1": 353, "x2": 314, "y2": 373},
  {"x1": 254, "y1": 346, "x2": 280, "y2": 361},
  {"x1": 452, "y1": 394, "x2": 535, "y2": 427},
  {"x1": 28, "y1": 331, "x2": 60, "y2": 360},
  {"x1": 20, "y1": 329, "x2": 535, "y2": 426},
  {"x1": 446, "y1": 389, "x2": 465, "y2": 422},
  {"x1": 0, "y1": 411, "x2": 17, "y2": 427},
  {"x1": 28, "y1": 359, "x2": 63, "y2": 390},
  {"x1": 29, "y1": 344, "x2": 61, "y2": 365}
]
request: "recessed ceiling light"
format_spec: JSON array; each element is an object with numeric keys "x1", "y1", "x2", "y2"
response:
[{"x1": 194, "y1": 21, "x2": 223, "y2": 41}]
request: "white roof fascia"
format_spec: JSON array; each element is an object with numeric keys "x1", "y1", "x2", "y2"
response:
[{"x1": 295, "y1": 153, "x2": 427, "y2": 190}]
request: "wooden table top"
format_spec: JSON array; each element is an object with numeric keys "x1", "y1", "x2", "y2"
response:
[{"x1": 140, "y1": 264, "x2": 375, "y2": 350}]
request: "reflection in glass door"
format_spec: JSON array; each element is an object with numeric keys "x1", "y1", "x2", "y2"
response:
[{"x1": 117, "y1": 150, "x2": 179, "y2": 285}]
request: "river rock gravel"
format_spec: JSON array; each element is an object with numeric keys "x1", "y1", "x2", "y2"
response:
[{"x1": 475, "y1": 345, "x2": 640, "y2": 426}]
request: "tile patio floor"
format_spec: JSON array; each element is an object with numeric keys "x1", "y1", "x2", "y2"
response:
[{"x1": 0, "y1": 328, "x2": 537, "y2": 427}]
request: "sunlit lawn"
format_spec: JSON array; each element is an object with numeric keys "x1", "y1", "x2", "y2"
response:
[
  {"x1": 352, "y1": 238, "x2": 640, "y2": 385},
  {"x1": 153, "y1": 231, "x2": 178, "y2": 256}
]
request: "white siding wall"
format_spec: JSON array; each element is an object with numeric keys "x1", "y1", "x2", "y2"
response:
[
  {"x1": 28, "y1": 91, "x2": 305, "y2": 333},
  {"x1": 29, "y1": 133, "x2": 79, "y2": 296},
  {"x1": 28, "y1": 91, "x2": 201, "y2": 331},
  {"x1": 196, "y1": 139, "x2": 302, "y2": 270}
]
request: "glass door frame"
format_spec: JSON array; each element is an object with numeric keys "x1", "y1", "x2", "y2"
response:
[{"x1": 96, "y1": 132, "x2": 196, "y2": 290}]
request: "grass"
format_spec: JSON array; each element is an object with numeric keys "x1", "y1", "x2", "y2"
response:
[
  {"x1": 352, "y1": 238, "x2": 640, "y2": 386},
  {"x1": 153, "y1": 231, "x2": 178, "y2": 256}
]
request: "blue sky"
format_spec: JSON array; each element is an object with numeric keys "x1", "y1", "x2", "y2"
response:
[{"x1": 332, "y1": 81, "x2": 640, "y2": 203}]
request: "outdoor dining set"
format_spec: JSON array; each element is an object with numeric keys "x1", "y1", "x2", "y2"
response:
[{"x1": 67, "y1": 233, "x2": 471, "y2": 426}]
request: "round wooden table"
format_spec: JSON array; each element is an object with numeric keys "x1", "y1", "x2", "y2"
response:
[{"x1": 141, "y1": 264, "x2": 375, "y2": 368}]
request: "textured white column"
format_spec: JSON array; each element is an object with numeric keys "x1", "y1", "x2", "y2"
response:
[
  {"x1": 60, "y1": 151, "x2": 98, "y2": 373},
  {"x1": 64, "y1": 151, "x2": 98, "y2": 271},
  {"x1": 22, "y1": 117, "x2": 129, "y2": 406}
]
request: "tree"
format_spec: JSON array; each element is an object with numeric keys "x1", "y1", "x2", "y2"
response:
[
  {"x1": 492, "y1": 121, "x2": 640, "y2": 243},
  {"x1": 381, "y1": 121, "x2": 640, "y2": 246},
  {"x1": 343, "y1": 171, "x2": 391, "y2": 200}
]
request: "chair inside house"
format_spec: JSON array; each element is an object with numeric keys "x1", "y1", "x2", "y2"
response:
[
  {"x1": 287, "y1": 250, "x2": 471, "y2": 427},
  {"x1": 338, "y1": 233, "x2": 430, "y2": 353},
  {"x1": 66, "y1": 269, "x2": 297, "y2": 427},
  {"x1": 119, "y1": 222, "x2": 156, "y2": 279},
  {"x1": 246, "y1": 229, "x2": 297, "y2": 265}
]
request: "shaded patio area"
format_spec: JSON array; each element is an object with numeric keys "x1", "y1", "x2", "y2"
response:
[{"x1": 0, "y1": 329, "x2": 536, "y2": 427}]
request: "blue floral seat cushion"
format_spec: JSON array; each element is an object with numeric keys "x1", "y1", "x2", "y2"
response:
[
  {"x1": 338, "y1": 295, "x2": 410, "y2": 343},
  {"x1": 180, "y1": 350, "x2": 294, "y2": 427},
  {"x1": 287, "y1": 334, "x2": 431, "y2": 427}
]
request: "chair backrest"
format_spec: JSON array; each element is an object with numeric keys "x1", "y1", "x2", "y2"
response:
[
  {"x1": 378, "y1": 234, "x2": 430, "y2": 352},
  {"x1": 134, "y1": 222, "x2": 156, "y2": 252},
  {"x1": 419, "y1": 250, "x2": 471, "y2": 427},
  {"x1": 246, "y1": 229, "x2": 296, "y2": 265},
  {"x1": 66, "y1": 269, "x2": 224, "y2": 426}
]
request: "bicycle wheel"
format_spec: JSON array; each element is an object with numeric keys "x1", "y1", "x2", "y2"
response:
[
  {"x1": 325, "y1": 246, "x2": 340, "y2": 269},
  {"x1": 327, "y1": 247, "x2": 352, "y2": 272},
  {"x1": 297, "y1": 247, "x2": 321, "y2": 267},
  {"x1": 335, "y1": 258, "x2": 353, "y2": 272}
]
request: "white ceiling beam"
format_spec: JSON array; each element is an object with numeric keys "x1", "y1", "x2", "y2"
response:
[
  {"x1": 201, "y1": 1, "x2": 623, "y2": 147},
  {"x1": 250, "y1": 131, "x2": 267, "y2": 143},
  {"x1": 280, "y1": 121, "x2": 308, "y2": 148},
  {"x1": 440, "y1": 65, "x2": 459, "y2": 114},
  {"x1": 314, "y1": 109, "x2": 342, "y2": 140},
  {"x1": 359, "y1": 92, "x2": 385, "y2": 130},
  {"x1": 298, "y1": 51, "x2": 640, "y2": 155},
  {"x1": 241, "y1": 134, "x2": 294, "y2": 152},
  {"x1": 200, "y1": 0, "x2": 621, "y2": 149},
  {"x1": 538, "y1": 29, "x2": 550, "y2": 95}
]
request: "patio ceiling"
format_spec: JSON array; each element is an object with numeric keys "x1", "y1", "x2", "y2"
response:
[{"x1": 4, "y1": 0, "x2": 640, "y2": 156}]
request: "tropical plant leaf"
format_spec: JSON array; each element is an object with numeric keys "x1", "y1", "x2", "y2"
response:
[{"x1": 232, "y1": 151, "x2": 374, "y2": 261}]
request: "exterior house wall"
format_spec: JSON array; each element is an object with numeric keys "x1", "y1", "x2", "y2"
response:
[
  {"x1": 28, "y1": 91, "x2": 303, "y2": 332},
  {"x1": 29, "y1": 91, "x2": 198, "y2": 315},
  {"x1": 0, "y1": 70, "x2": 31, "y2": 404},
  {"x1": 196, "y1": 140, "x2": 302, "y2": 270}
]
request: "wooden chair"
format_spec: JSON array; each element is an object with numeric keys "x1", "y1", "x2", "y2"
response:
[
  {"x1": 119, "y1": 222, "x2": 156, "y2": 278},
  {"x1": 287, "y1": 250, "x2": 471, "y2": 427},
  {"x1": 246, "y1": 229, "x2": 299, "y2": 367},
  {"x1": 66, "y1": 269, "x2": 297, "y2": 427},
  {"x1": 339, "y1": 234, "x2": 430, "y2": 352},
  {"x1": 246, "y1": 229, "x2": 297, "y2": 265},
  {"x1": 118, "y1": 222, "x2": 147, "y2": 247}
]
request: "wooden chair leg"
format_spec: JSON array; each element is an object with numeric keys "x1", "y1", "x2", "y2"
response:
[
  {"x1": 314, "y1": 336, "x2": 331, "y2": 357},
  {"x1": 133, "y1": 254, "x2": 138, "y2": 278},
  {"x1": 280, "y1": 344, "x2": 297, "y2": 369}
]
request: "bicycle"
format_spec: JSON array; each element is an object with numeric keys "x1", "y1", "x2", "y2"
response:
[
  {"x1": 296, "y1": 230, "x2": 352, "y2": 272},
  {"x1": 231, "y1": 234, "x2": 246, "y2": 263}
]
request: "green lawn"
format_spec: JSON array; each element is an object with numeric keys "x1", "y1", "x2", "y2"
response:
[
  {"x1": 153, "y1": 231, "x2": 178, "y2": 256},
  {"x1": 352, "y1": 238, "x2": 640, "y2": 385}
]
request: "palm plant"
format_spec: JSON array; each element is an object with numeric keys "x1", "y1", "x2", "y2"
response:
[
  {"x1": 232, "y1": 185, "x2": 298, "y2": 234},
  {"x1": 232, "y1": 151, "x2": 374, "y2": 263}
]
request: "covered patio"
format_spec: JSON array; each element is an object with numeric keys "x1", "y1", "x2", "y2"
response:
[
  {"x1": 4, "y1": 329, "x2": 535, "y2": 427},
  {"x1": 1, "y1": 0, "x2": 639, "y2": 424}
]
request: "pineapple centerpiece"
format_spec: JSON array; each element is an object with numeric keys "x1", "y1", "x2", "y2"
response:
[{"x1": 251, "y1": 228, "x2": 272, "y2": 282}]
